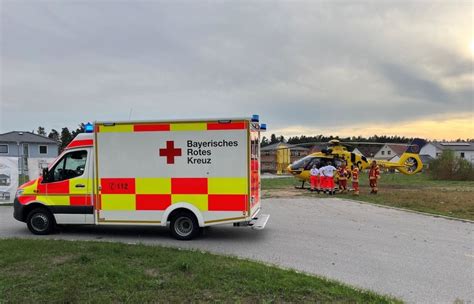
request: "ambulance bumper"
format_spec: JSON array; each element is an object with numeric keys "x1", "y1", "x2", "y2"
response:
[
  {"x1": 13, "y1": 198, "x2": 26, "y2": 222},
  {"x1": 249, "y1": 214, "x2": 270, "y2": 230}
]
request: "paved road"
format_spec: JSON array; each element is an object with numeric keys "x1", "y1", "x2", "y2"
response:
[{"x1": 1, "y1": 198, "x2": 472, "y2": 303}]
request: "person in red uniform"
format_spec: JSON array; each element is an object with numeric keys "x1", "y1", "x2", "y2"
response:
[
  {"x1": 351, "y1": 165, "x2": 359, "y2": 195},
  {"x1": 369, "y1": 160, "x2": 380, "y2": 194},
  {"x1": 309, "y1": 165, "x2": 320, "y2": 193},
  {"x1": 337, "y1": 162, "x2": 349, "y2": 194}
]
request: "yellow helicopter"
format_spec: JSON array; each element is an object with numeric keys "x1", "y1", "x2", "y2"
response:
[{"x1": 286, "y1": 138, "x2": 425, "y2": 188}]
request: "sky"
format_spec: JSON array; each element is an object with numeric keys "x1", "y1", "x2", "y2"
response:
[{"x1": 1, "y1": 1, "x2": 473, "y2": 140}]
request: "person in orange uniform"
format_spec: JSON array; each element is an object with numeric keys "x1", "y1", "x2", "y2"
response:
[
  {"x1": 337, "y1": 162, "x2": 349, "y2": 194},
  {"x1": 351, "y1": 165, "x2": 360, "y2": 195},
  {"x1": 369, "y1": 160, "x2": 380, "y2": 194},
  {"x1": 309, "y1": 165, "x2": 320, "y2": 193}
]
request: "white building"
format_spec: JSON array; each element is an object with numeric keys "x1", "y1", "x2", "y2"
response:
[
  {"x1": 420, "y1": 142, "x2": 474, "y2": 163},
  {"x1": 373, "y1": 144, "x2": 409, "y2": 161}
]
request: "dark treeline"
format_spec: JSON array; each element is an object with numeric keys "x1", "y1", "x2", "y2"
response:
[
  {"x1": 261, "y1": 134, "x2": 474, "y2": 147},
  {"x1": 34, "y1": 124, "x2": 86, "y2": 152}
]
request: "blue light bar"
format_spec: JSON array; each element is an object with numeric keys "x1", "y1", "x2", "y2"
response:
[
  {"x1": 251, "y1": 114, "x2": 259, "y2": 122},
  {"x1": 260, "y1": 123, "x2": 267, "y2": 131},
  {"x1": 85, "y1": 123, "x2": 94, "y2": 133}
]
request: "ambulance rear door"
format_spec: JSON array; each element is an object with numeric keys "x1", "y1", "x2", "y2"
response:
[{"x1": 249, "y1": 122, "x2": 261, "y2": 218}]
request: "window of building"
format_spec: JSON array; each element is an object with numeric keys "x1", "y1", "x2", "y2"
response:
[
  {"x1": 381, "y1": 151, "x2": 385, "y2": 155},
  {"x1": 460, "y1": 152, "x2": 465, "y2": 158},
  {"x1": 0, "y1": 144, "x2": 8, "y2": 154},
  {"x1": 388, "y1": 150, "x2": 391, "y2": 155},
  {"x1": 39, "y1": 145, "x2": 48, "y2": 154}
]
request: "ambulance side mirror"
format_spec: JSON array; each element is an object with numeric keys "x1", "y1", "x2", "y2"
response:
[{"x1": 42, "y1": 168, "x2": 49, "y2": 180}]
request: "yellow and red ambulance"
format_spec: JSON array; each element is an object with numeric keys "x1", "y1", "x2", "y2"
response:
[{"x1": 14, "y1": 116, "x2": 269, "y2": 240}]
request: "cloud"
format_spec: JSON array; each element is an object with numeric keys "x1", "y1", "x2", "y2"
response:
[{"x1": 1, "y1": 1, "x2": 472, "y2": 138}]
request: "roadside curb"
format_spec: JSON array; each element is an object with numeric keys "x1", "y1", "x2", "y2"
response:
[{"x1": 333, "y1": 197, "x2": 474, "y2": 224}]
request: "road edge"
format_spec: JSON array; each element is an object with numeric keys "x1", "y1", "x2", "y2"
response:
[{"x1": 331, "y1": 197, "x2": 474, "y2": 224}]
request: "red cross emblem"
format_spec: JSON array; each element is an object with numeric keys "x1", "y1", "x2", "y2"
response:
[{"x1": 159, "y1": 141, "x2": 182, "y2": 164}]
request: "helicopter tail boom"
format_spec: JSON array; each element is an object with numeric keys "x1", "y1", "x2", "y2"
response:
[{"x1": 380, "y1": 138, "x2": 426, "y2": 174}]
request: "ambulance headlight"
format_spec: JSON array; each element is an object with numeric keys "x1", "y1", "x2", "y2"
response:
[
  {"x1": 85, "y1": 123, "x2": 94, "y2": 133},
  {"x1": 16, "y1": 189, "x2": 24, "y2": 197}
]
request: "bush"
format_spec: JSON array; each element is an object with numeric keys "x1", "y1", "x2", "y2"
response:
[{"x1": 429, "y1": 150, "x2": 474, "y2": 180}]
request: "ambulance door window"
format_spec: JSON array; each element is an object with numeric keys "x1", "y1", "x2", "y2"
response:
[{"x1": 47, "y1": 150, "x2": 88, "y2": 182}]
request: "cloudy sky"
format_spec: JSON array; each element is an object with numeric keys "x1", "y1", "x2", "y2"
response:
[{"x1": 1, "y1": 1, "x2": 473, "y2": 140}]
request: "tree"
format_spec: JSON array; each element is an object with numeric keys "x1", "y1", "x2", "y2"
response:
[
  {"x1": 429, "y1": 150, "x2": 474, "y2": 181},
  {"x1": 60, "y1": 127, "x2": 73, "y2": 152},
  {"x1": 48, "y1": 129, "x2": 60, "y2": 142},
  {"x1": 269, "y1": 134, "x2": 279, "y2": 145},
  {"x1": 36, "y1": 126, "x2": 46, "y2": 136},
  {"x1": 260, "y1": 136, "x2": 269, "y2": 147},
  {"x1": 71, "y1": 123, "x2": 86, "y2": 138}
]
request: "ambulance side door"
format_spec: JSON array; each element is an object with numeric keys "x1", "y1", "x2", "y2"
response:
[{"x1": 41, "y1": 149, "x2": 92, "y2": 223}]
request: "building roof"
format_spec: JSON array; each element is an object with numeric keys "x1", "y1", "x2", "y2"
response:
[
  {"x1": 355, "y1": 145, "x2": 384, "y2": 158},
  {"x1": 0, "y1": 131, "x2": 58, "y2": 144},
  {"x1": 430, "y1": 142, "x2": 474, "y2": 152},
  {"x1": 261, "y1": 142, "x2": 309, "y2": 152},
  {"x1": 387, "y1": 144, "x2": 409, "y2": 156}
]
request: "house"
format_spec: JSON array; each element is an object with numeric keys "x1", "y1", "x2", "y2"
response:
[
  {"x1": 420, "y1": 142, "x2": 474, "y2": 163},
  {"x1": 374, "y1": 144, "x2": 409, "y2": 161},
  {"x1": 353, "y1": 144, "x2": 384, "y2": 158},
  {"x1": 0, "y1": 173, "x2": 10, "y2": 186},
  {"x1": 0, "y1": 131, "x2": 58, "y2": 158},
  {"x1": 0, "y1": 131, "x2": 59, "y2": 177},
  {"x1": 0, "y1": 174, "x2": 11, "y2": 186},
  {"x1": 261, "y1": 142, "x2": 310, "y2": 174},
  {"x1": 419, "y1": 154, "x2": 435, "y2": 169}
]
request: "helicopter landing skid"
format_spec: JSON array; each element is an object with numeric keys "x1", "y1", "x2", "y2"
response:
[{"x1": 295, "y1": 181, "x2": 308, "y2": 189}]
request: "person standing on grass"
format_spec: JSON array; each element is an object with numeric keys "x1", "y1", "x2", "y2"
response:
[
  {"x1": 338, "y1": 162, "x2": 349, "y2": 194},
  {"x1": 309, "y1": 164, "x2": 320, "y2": 193},
  {"x1": 351, "y1": 164, "x2": 360, "y2": 196},
  {"x1": 369, "y1": 160, "x2": 380, "y2": 194},
  {"x1": 321, "y1": 161, "x2": 337, "y2": 195}
]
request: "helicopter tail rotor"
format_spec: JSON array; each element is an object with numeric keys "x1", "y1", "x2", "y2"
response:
[{"x1": 397, "y1": 153, "x2": 423, "y2": 175}]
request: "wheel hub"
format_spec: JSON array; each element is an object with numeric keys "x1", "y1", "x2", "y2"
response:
[
  {"x1": 175, "y1": 217, "x2": 193, "y2": 237},
  {"x1": 31, "y1": 214, "x2": 49, "y2": 232}
]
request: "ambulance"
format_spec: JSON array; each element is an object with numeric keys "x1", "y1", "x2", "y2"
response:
[{"x1": 13, "y1": 116, "x2": 269, "y2": 240}]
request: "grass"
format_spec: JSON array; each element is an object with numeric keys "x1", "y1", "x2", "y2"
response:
[
  {"x1": 262, "y1": 173, "x2": 474, "y2": 221},
  {"x1": 0, "y1": 239, "x2": 399, "y2": 303}
]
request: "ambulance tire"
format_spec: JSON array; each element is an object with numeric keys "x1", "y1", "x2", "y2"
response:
[
  {"x1": 170, "y1": 211, "x2": 200, "y2": 240},
  {"x1": 26, "y1": 208, "x2": 55, "y2": 235}
]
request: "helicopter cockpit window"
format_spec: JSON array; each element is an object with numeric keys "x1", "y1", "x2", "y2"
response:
[
  {"x1": 290, "y1": 156, "x2": 313, "y2": 170},
  {"x1": 305, "y1": 158, "x2": 322, "y2": 170}
]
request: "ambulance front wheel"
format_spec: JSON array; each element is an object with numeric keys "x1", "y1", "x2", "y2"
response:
[
  {"x1": 26, "y1": 208, "x2": 55, "y2": 235},
  {"x1": 170, "y1": 211, "x2": 200, "y2": 240}
]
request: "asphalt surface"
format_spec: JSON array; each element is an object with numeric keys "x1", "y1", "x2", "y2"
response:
[{"x1": 1, "y1": 198, "x2": 472, "y2": 303}]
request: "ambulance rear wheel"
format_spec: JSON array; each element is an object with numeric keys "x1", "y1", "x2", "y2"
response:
[
  {"x1": 170, "y1": 212, "x2": 200, "y2": 240},
  {"x1": 26, "y1": 208, "x2": 55, "y2": 235}
]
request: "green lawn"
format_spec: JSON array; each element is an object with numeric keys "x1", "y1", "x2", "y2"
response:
[
  {"x1": 0, "y1": 239, "x2": 399, "y2": 303},
  {"x1": 262, "y1": 173, "x2": 474, "y2": 220}
]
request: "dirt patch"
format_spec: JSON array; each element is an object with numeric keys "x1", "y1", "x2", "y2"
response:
[
  {"x1": 51, "y1": 255, "x2": 76, "y2": 265},
  {"x1": 144, "y1": 268, "x2": 161, "y2": 278},
  {"x1": 262, "y1": 188, "x2": 308, "y2": 198}
]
